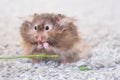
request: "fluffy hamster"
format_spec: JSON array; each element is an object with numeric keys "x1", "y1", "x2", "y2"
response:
[{"x1": 20, "y1": 13, "x2": 90, "y2": 63}]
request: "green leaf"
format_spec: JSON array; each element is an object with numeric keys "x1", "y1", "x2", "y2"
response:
[{"x1": 79, "y1": 66, "x2": 90, "y2": 71}]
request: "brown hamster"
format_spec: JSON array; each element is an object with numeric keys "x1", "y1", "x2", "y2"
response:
[{"x1": 20, "y1": 13, "x2": 90, "y2": 63}]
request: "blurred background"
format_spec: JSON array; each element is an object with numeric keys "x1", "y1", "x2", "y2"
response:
[{"x1": 0, "y1": 0, "x2": 119, "y2": 30}]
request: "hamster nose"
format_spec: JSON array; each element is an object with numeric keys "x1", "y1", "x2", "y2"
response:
[{"x1": 36, "y1": 34, "x2": 45, "y2": 42}]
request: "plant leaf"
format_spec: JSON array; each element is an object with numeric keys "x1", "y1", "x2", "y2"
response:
[{"x1": 79, "y1": 66, "x2": 90, "y2": 71}]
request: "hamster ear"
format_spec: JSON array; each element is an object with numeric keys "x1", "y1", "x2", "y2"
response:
[
  {"x1": 58, "y1": 17, "x2": 77, "y2": 26},
  {"x1": 33, "y1": 13, "x2": 39, "y2": 19},
  {"x1": 21, "y1": 21, "x2": 32, "y2": 30}
]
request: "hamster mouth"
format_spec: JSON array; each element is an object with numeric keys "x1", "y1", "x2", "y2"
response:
[{"x1": 37, "y1": 42, "x2": 49, "y2": 49}]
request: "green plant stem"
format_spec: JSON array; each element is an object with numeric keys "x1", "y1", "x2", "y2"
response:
[{"x1": 0, "y1": 54, "x2": 58, "y2": 59}]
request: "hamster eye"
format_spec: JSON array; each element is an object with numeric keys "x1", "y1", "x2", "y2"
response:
[
  {"x1": 45, "y1": 26, "x2": 49, "y2": 30},
  {"x1": 34, "y1": 26, "x2": 37, "y2": 30}
]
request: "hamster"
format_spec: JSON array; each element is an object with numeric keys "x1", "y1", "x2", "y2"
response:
[{"x1": 20, "y1": 13, "x2": 90, "y2": 63}]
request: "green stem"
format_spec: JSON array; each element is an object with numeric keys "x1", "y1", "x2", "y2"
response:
[{"x1": 0, "y1": 53, "x2": 58, "y2": 59}]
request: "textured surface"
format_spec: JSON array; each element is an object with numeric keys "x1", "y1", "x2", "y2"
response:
[{"x1": 0, "y1": 0, "x2": 120, "y2": 80}]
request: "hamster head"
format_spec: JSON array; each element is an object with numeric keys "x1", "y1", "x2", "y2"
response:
[{"x1": 20, "y1": 13, "x2": 79, "y2": 50}]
